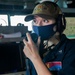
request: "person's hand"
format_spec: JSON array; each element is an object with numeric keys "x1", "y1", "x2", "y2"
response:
[{"x1": 23, "y1": 32, "x2": 41, "y2": 61}]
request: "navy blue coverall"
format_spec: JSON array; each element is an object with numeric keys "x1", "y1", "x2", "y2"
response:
[{"x1": 26, "y1": 34, "x2": 75, "y2": 75}]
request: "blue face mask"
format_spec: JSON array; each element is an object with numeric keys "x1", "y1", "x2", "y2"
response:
[{"x1": 32, "y1": 24, "x2": 56, "y2": 40}]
